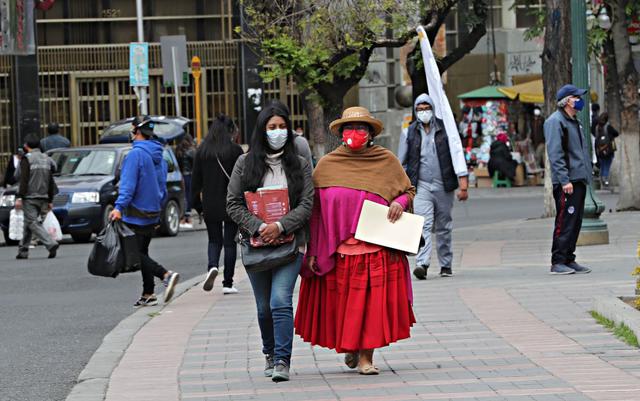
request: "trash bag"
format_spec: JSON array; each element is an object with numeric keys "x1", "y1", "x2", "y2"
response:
[
  {"x1": 43, "y1": 211, "x2": 63, "y2": 242},
  {"x1": 9, "y1": 208, "x2": 24, "y2": 241},
  {"x1": 87, "y1": 222, "x2": 124, "y2": 278},
  {"x1": 116, "y1": 222, "x2": 141, "y2": 273}
]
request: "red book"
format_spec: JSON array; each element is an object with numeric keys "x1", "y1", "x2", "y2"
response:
[{"x1": 244, "y1": 187, "x2": 294, "y2": 247}]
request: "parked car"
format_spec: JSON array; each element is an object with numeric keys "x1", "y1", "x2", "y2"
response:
[
  {"x1": 100, "y1": 116, "x2": 189, "y2": 144},
  {"x1": 0, "y1": 143, "x2": 185, "y2": 244}
]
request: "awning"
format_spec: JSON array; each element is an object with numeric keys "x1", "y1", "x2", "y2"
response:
[
  {"x1": 498, "y1": 79, "x2": 598, "y2": 104},
  {"x1": 457, "y1": 85, "x2": 508, "y2": 99},
  {"x1": 498, "y1": 79, "x2": 544, "y2": 104}
]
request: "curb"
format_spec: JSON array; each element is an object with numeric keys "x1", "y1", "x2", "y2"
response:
[
  {"x1": 592, "y1": 295, "x2": 640, "y2": 342},
  {"x1": 65, "y1": 273, "x2": 206, "y2": 401}
]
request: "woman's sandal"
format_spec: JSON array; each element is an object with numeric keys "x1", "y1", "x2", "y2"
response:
[
  {"x1": 344, "y1": 352, "x2": 358, "y2": 369},
  {"x1": 357, "y1": 364, "x2": 380, "y2": 375}
]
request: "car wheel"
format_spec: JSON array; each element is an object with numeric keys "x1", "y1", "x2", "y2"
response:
[
  {"x1": 102, "y1": 204, "x2": 114, "y2": 230},
  {"x1": 2, "y1": 228, "x2": 19, "y2": 246},
  {"x1": 71, "y1": 233, "x2": 92, "y2": 243},
  {"x1": 159, "y1": 199, "x2": 180, "y2": 237}
]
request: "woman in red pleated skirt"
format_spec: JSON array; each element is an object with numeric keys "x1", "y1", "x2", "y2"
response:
[{"x1": 294, "y1": 107, "x2": 416, "y2": 375}]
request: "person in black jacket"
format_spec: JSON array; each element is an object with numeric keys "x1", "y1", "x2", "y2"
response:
[
  {"x1": 175, "y1": 134, "x2": 196, "y2": 228},
  {"x1": 3, "y1": 148, "x2": 24, "y2": 187},
  {"x1": 488, "y1": 133, "x2": 517, "y2": 181},
  {"x1": 192, "y1": 115, "x2": 244, "y2": 294},
  {"x1": 593, "y1": 112, "x2": 619, "y2": 187}
]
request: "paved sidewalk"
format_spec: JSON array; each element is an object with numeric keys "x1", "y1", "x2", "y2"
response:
[{"x1": 101, "y1": 211, "x2": 640, "y2": 401}]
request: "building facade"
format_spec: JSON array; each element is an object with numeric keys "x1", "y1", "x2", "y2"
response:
[{"x1": 0, "y1": 0, "x2": 305, "y2": 171}]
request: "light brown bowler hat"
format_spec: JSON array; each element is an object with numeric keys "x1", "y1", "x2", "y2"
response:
[{"x1": 329, "y1": 106, "x2": 384, "y2": 137}]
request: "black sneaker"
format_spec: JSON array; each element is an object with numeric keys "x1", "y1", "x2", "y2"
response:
[
  {"x1": 133, "y1": 295, "x2": 158, "y2": 308},
  {"x1": 48, "y1": 243, "x2": 59, "y2": 259},
  {"x1": 162, "y1": 271, "x2": 180, "y2": 303},
  {"x1": 264, "y1": 354, "x2": 275, "y2": 377},
  {"x1": 16, "y1": 252, "x2": 28, "y2": 260},
  {"x1": 566, "y1": 261, "x2": 592, "y2": 274},
  {"x1": 440, "y1": 267, "x2": 453, "y2": 277},
  {"x1": 271, "y1": 360, "x2": 290, "y2": 382},
  {"x1": 413, "y1": 265, "x2": 428, "y2": 280}
]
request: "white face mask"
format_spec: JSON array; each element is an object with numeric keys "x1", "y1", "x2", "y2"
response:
[
  {"x1": 266, "y1": 128, "x2": 288, "y2": 150},
  {"x1": 417, "y1": 110, "x2": 433, "y2": 123},
  {"x1": 533, "y1": 109, "x2": 541, "y2": 117}
]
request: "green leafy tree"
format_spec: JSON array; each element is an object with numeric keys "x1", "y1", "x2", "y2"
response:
[{"x1": 239, "y1": 0, "x2": 489, "y2": 156}]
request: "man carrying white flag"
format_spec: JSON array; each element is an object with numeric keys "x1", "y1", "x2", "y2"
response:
[{"x1": 397, "y1": 26, "x2": 469, "y2": 280}]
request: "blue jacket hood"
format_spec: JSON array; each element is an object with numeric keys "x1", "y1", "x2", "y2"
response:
[
  {"x1": 133, "y1": 139, "x2": 164, "y2": 165},
  {"x1": 414, "y1": 93, "x2": 436, "y2": 114}
]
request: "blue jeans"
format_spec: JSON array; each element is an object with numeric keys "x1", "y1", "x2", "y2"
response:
[
  {"x1": 246, "y1": 253, "x2": 303, "y2": 366},
  {"x1": 598, "y1": 155, "x2": 614, "y2": 180}
]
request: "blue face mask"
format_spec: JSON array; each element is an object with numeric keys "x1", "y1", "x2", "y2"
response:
[{"x1": 573, "y1": 98, "x2": 585, "y2": 111}]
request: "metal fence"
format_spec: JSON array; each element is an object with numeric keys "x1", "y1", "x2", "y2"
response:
[{"x1": 0, "y1": 40, "x2": 306, "y2": 180}]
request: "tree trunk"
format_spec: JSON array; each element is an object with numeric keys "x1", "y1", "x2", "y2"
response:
[
  {"x1": 541, "y1": 0, "x2": 572, "y2": 217},
  {"x1": 602, "y1": 33, "x2": 623, "y2": 187},
  {"x1": 302, "y1": 94, "x2": 326, "y2": 160},
  {"x1": 609, "y1": 0, "x2": 640, "y2": 210}
]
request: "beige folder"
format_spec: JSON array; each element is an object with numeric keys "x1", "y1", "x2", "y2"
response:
[{"x1": 354, "y1": 200, "x2": 425, "y2": 254}]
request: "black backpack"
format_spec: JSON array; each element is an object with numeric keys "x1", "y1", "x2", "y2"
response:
[{"x1": 595, "y1": 124, "x2": 614, "y2": 158}]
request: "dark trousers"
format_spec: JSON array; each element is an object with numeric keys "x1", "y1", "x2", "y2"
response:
[
  {"x1": 205, "y1": 218, "x2": 238, "y2": 287},
  {"x1": 126, "y1": 223, "x2": 168, "y2": 295},
  {"x1": 183, "y1": 174, "x2": 192, "y2": 218},
  {"x1": 551, "y1": 182, "x2": 586, "y2": 265}
]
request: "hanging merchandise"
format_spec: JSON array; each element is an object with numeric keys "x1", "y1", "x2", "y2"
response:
[{"x1": 459, "y1": 99, "x2": 509, "y2": 167}]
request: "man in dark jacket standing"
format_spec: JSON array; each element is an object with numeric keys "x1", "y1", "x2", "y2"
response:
[
  {"x1": 544, "y1": 84, "x2": 593, "y2": 275},
  {"x1": 15, "y1": 134, "x2": 59, "y2": 259},
  {"x1": 398, "y1": 93, "x2": 469, "y2": 280},
  {"x1": 40, "y1": 123, "x2": 71, "y2": 152},
  {"x1": 109, "y1": 116, "x2": 180, "y2": 307}
]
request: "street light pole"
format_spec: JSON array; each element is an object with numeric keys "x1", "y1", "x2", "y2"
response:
[
  {"x1": 135, "y1": 0, "x2": 148, "y2": 115},
  {"x1": 570, "y1": 0, "x2": 609, "y2": 245}
]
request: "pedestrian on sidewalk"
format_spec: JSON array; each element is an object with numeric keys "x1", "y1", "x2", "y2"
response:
[
  {"x1": 175, "y1": 134, "x2": 196, "y2": 229},
  {"x1": 39, "y1": 123, "x2": 70, "y2": 153},
  {"x1": 192, "y1": 114, "x2": 244, "y2": 294},
  {"x1": 593, "y1": 112, "x2": 619, "y2": 188},
  {"x1": 295, "y1": 106, "x2": 416, "y2": 376},
  {"x1": 15, "y1": 134, "x2": 60, "y2": 259},
  {"x1": 544, "y1": 84, "x2": 593, "y2": 275},
  {"x1": 3, "y1": 147, "x2": 24, "y2": 188},
  {"x1": 109, "y1": 116, "x2": 180, "y2": 307},
  {"x1": 227, "y1": 104, "x2": 314, "y2": 382},
  {"x1": 398, "y1": 93, "x2": 469, "y2": 280}
]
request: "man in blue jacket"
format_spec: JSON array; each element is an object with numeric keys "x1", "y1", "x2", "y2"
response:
[
  {"x1": 109, "y1": 116, "x2": 180, "y2": 306},
  {"x1": 544, "y1": 84, "x2": 593, "y2": 275}
]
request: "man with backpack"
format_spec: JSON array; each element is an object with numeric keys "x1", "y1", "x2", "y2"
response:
[
  {"x1": 109, "y1": 116, "x2": 180, "y2": 307},
  {"x1": 593, "y1": 112, "x2": 619, "y2": 188},
  {"x1": 544, "y1": 84, "x2": 593, "y2": 276}
]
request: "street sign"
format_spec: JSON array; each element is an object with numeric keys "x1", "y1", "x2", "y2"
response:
[
  {"x1": 0, "y1": 0, "x2": 37, "y2": 55},
  {"x1": 191, "y1": 56, "x2": 201, "y2": 79},
  {"x1": 160, "y1": 35, "x2": 189, "y2": 87},
  {"x1": 129, "y1": 42, "x2": 149, "y2": 87}
]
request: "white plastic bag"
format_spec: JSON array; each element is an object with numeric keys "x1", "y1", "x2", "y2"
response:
[
  {"x1": 43, "y1": 211, "x2": 62, "y2": 242},
  {"x1": 9, "y1": 208, "x2": 24, "y2": 241}
]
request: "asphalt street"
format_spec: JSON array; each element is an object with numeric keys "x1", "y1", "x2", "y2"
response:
[{"x1": 0, "y1": 187, "x2": 621, "y2": 401}]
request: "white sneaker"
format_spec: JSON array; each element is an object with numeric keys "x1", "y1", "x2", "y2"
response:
[
  {"x1": 203, "y1": 268, "x2": 218, "y2": 292},
  {"x1": 179, "y1": 223, "x2": 193, "y2": 229},
  {"x1": 223, "y1": 286, "x2": 239, "y2": 295}
]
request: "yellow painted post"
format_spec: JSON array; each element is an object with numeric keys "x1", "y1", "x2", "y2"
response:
[{"x1": 191, "y1": 56, "x2": 202, "y2": 144}]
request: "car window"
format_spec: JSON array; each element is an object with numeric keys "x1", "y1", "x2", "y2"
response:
[
  {"x1": 102, "y1": 121, "x2": 177, "y2": 137},
  {"x1": 50, "y1": 150, "x2": 117, "y2": 176},
  {"x1": 163, "y1": 149, "x2": 176, "y2": 173}
]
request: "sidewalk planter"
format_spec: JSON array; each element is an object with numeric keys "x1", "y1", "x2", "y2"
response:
[{"x1": 593, "y1": 296, "x2": 640, "y2": 343}]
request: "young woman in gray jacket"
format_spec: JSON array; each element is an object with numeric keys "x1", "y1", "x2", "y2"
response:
[{"x1": 226, "y1": 103, "x2": 314, "y2": 382}]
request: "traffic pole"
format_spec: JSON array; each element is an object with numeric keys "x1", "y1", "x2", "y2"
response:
[
  {"x1": 191, "y1": 56, "x2": 202, "y2": 144},
  {"x1": 135, "y1": 0, "x2": 148, "y2": 115}
]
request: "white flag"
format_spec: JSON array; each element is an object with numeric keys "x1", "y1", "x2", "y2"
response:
[{"x1": 416, "y1": 26, "x2": 467, "y2": 176}]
